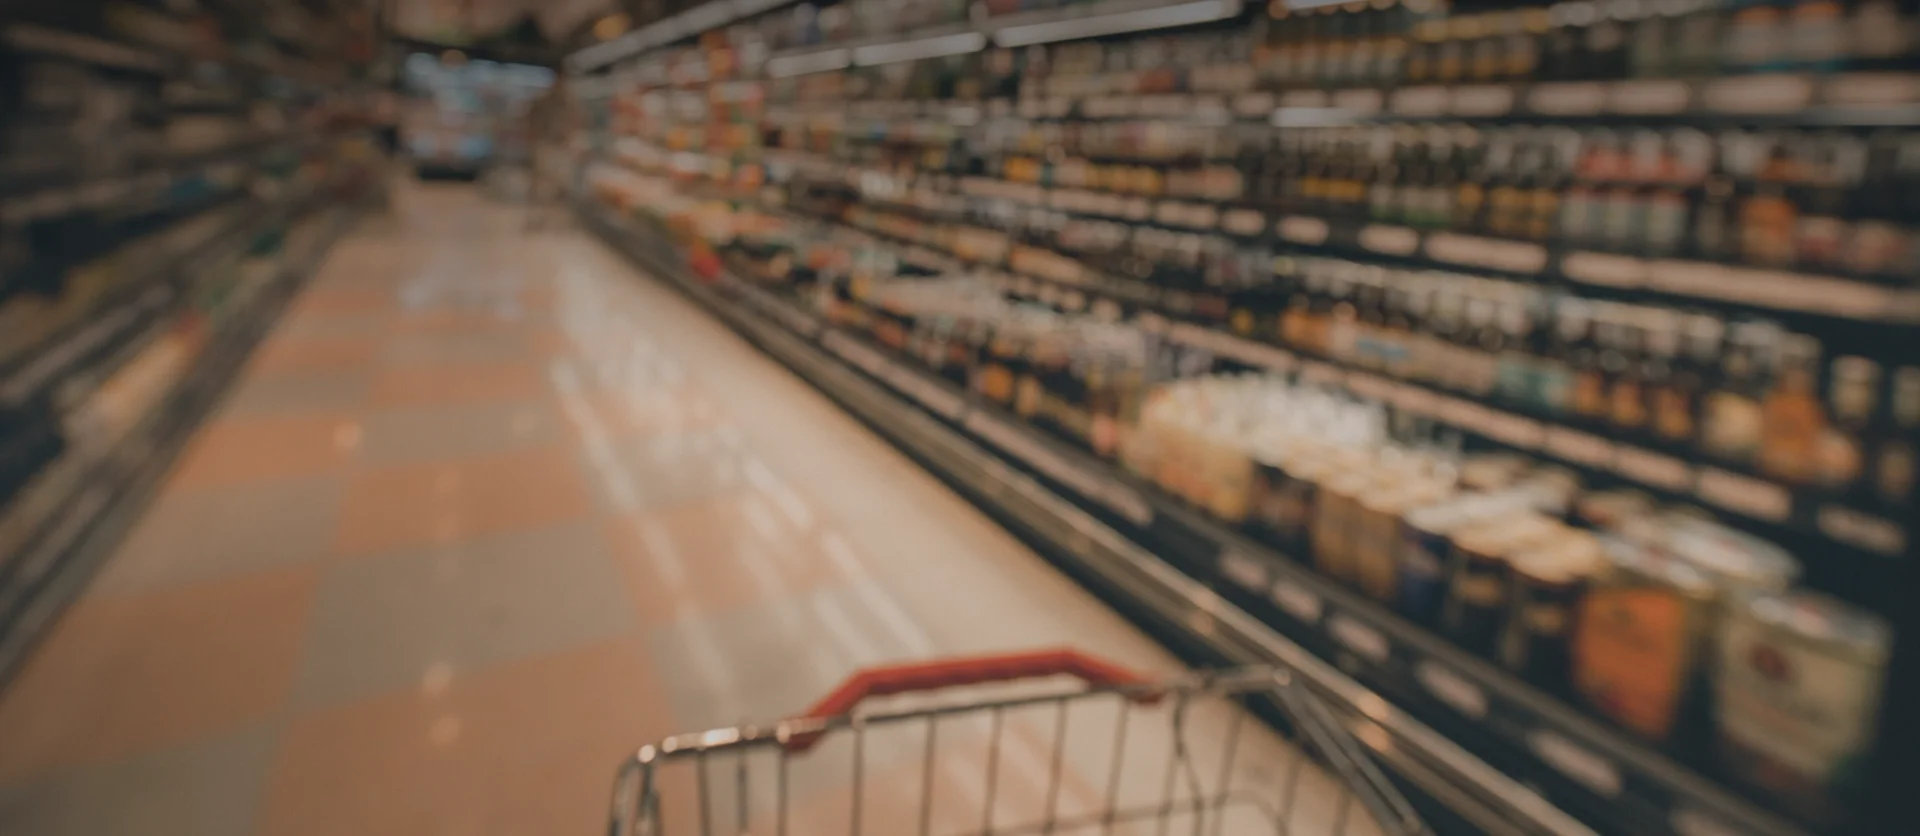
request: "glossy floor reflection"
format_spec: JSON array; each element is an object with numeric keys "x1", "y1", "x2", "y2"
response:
[{"x1": 0, "y1": 184, "x2": 1370, "y2": 836}]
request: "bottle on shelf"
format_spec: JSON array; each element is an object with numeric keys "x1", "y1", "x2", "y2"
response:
[
  {"x1": 1702, "y1": 320, "x2": 1778, "y2": 465},
  {"x1": 1759, "y1": 333, "x2": 1828, "y2": 484},
  {"x1": 1873, "y1": 366, "x2": 1920, "y2": 505},
  {"x1": 1818, "y1": 355, "x2": 1881, "y2": 491}
]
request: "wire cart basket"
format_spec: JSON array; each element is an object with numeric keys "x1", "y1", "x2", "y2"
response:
[{"x1": 608, "y1": 648, "x2": 1434, "y2": 836}]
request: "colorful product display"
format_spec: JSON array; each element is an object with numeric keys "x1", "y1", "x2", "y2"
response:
[{"x1": 579, "y1": 0, "x2": 1919, "y2": 827}]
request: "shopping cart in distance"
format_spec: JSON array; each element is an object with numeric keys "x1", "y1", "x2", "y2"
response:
[{"x1": 608, "y1": 648, "x2": 1434, "y2": 836}]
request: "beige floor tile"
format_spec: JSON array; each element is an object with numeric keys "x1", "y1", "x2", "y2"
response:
[
  {"x1": 0, "y1": 568, "x2": 317, "y2": 786},
  {"x1": 379, "y1": 332, "x2": 530, "y2": 367},
  {"x1": 293, "y1": 521, "x2": 635, "y2": 708},
  {"x1": 284, "y1": 285, "x2": 396, "y2": 318},
  {"x1": 245, "y1": 335, "x2": 380, "y2": 377},
  {"x1": 605, "y1": 493, "x2": 842, "y2": 624},
  {"x1": 266, "y1": 311, "x2": 390, "y2": 341},
  {"x1": 213, "y1": 372, "x2": 372, "y2": 417},
  {"x1": 257, "y1": 638, "x2": 673, "y2": 836},
  {"x1": 582, "y1": 388, "x2": 730, "y2": 439},
  {"x1": 355, "y1": 401, "x2": 564, "y2": 465},
  {"x1": 92, "y1": 476, "x2": 343, "y2": 592},
  {"x1": 390, "y1": 309, "x2": 543, "y2": 335},
  {"x1": 164, "y1": 413, "x2": 361, "y2": 489},
  {"x1": 368, "y1": 361, "x2": 547, "y2": 409},
  {"x1": 333, "y1": 447, "x2": 596, "y2": 558}
]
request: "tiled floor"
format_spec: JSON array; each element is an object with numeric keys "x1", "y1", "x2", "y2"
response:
[{"x1": 0, "y1": 184, "x2": 1374, "y2": 836}]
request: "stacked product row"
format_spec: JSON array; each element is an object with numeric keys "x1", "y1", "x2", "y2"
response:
[
  {"x1": 577, "y1": 0, "x2": 1920, "y2": 831},
  {"x1": 590, "y1": 164, "x2": 1887, "y2": 824}
]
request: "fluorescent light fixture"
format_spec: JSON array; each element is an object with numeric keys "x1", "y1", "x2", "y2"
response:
[
  {"x1": 766, "y1": 48, "x2": 850, "y2": 78},
  {"x1": 990, "y1": 0, "x2": 1242, "y2": 48},
  {"x1": 852, "y1": 32, "x2": 985, "y2": 66}
]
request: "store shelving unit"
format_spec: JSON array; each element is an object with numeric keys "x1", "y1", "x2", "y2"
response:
[
  {"x1": 570, "y1": 1, "x2": 1920, "y2": 834},
  {"x1": 578, "y1": 198, "x2": 1602, "y2": 836},
  {"x1": 0, "y1": 3, "x2": 375, "y2": 683}
]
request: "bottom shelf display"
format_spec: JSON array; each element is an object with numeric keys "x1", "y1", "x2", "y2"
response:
[
  {"x1": 0, "y1": 189, "x2": 364, "y2": 683},
  {"x1": 574, "y1": 184, "x2": 1873, "y2": 836}
]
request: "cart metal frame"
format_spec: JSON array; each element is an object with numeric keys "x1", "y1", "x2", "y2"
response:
[{"x1": 609, "y1": 648, "x2": 1434, "y2": 836}]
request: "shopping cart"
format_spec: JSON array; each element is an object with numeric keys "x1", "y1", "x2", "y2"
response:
[{"x1": 608, "y1": 648, "x2": 1433, "y2": 836}]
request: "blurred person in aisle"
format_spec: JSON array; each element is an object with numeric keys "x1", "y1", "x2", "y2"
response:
[{"x1": 524, "y1": 74, "x2": 578, "y2": 230}]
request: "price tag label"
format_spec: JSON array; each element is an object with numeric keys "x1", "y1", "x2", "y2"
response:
[
  {"x1": 1281, "y1": 90, "x2": 1330, "y2": 108},
  {"x1": 1271, "y1": 577, "x2": 1323, "y2": 624},
  {"x1": 1423, "y1": 234, "x2": 1544, "y2": 274},
  {"x1": 1480, "y1": 411, "x2": 1546, "y2": 449},
  {"x1": 1222, "y1": 208, "x2": 1266, "y2": 237},
  {"x1": 1562, "y1": 251, "x2": 1648, "y2": 288},
  {"x1": 1345, "y1": 371, "x2": 1394, "y2": 402},
  {"x1": 1607, "y1": 79, "x2": 1691, "y2": 114},
  {"x1": 1696, "y1": 468, "x2": 1793, "y2": 523},
  {"x1": 1544, "y1": 427, "x2": 1615, "y2": 468},
  {"x1": 1704, "y1": 74, "x2": 1815, "y2": 114},
  {"x1": 1299, "y1": 361, "x2": 1342, "y2": 385},
  {"x1": 1450, "y1": 85, "x2": 1515, "y2": 117},
  {"x1": 1615, "y1": 445, "x2": 1694, "y2": 492},
  {"x1": 1358, "y1": 224, "x2": 1420, "y2": 256},
  {"x1": 1332, "y1": 88, "x2": 1384, "y2": 114},
  {"x1": 1389, "y1": 86, "x2": 1449, "y2": 117},
  {"x1": 1527, "y1": 730, "x2": 1622, "y2": 797},
  {"x1": 1651, "y1": 261, "x2": 1890, "y2": 320},
  {"x1": 1817, "y1": 506, "x2": 1906, "y2": 557},
  {"x1": 1823, "y1": 72, "x2": 1920, "y2": 107},
  {"x1": 1277, "y1": 215, "x2": 1330, "y2": 246},
  {"x1": 1396, "y1": 385, "x2": 1439, "y2": 417},
  {"x1": 1435, "y1": 396, "x2": 1478, "y2": 428},
  {"x1": 1416, "y1": 661, "x2": 1487, "y2": 719},
  {"x1": 1233, "y1": 91, "x2": 1277, "y2": 117},
  {"x1": 1327, "y1": 614, "x2": 1390, "y2": 664},
  {"x1": 1528, "y1": 82, "x2": 1607, "y2": 115},
  {"x1": 1480, "y1": 239, "x2": 1548, "y2": 274},
  {"x1": 1219, "y1": 549, "x2": 1269, "y2": 593}
]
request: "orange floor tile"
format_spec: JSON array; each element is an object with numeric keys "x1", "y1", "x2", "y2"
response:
[{"x1": 0, "y1": 182, "x2": 1336, "y2": 836}]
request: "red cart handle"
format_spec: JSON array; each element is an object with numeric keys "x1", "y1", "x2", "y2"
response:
[{"x1": 782, "y1": 648, "x2": 1160, "y2": 753}]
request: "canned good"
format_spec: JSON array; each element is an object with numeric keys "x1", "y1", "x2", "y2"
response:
[
  {"x1": 1312, "y1": 470, "x2": 1375, "y2": 584},
  {"x1": 1204, "y1": 429, "x2": 1255, "y2": 524},
  {"x1": 1571, "y1": 537, "x2": 1717, "y2": 741},
  {"x1": 1247, "y1": 445, "x2": 1324, "y2": 549},
  {"x1": 1397, "y1": 500, "x2": 1473, "y2": 628},
  {"x1": 1502, "y1": 531, "x2": 1602, "y2": 692},
  {"x1": 1715, "y1": 591, "x2": 1890, "y2": 821},
  {"x1": 1443, "y1": 514, "x2": 1560, "y2": 658},
  {"x1": 1356, "y1": 482, "x2": 1451, "y2": 603}
]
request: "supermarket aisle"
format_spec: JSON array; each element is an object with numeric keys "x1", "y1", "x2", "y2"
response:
[{"x1": 0, "y1": 184, "x2": 1358, "y2": 836}]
